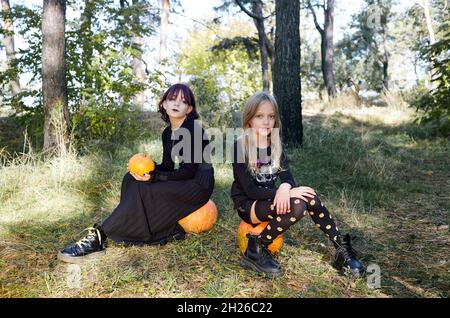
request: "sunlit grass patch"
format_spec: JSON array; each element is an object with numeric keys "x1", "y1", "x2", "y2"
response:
[{"x1": 0, "y1": 100, "x2": 449, "y2": 298}]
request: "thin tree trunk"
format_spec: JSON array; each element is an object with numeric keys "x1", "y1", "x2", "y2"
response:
[
  {"x1": 251, "y1": 0, "x2": 270, "y2": 91},
  {"x1": 42, "y1": 0, "x2": 69, "y2": 151},
  {"x1": 273, "y1": 0, "x2": 302, "y2": 146},
  {"x1": 323, "y1": 0, "x2": 336, "y2": 97},
  {"x1": 1, "y1": 0, "x2": 20, "y2": 96},
  {"x1": 81, "y1": 0, "x2": 93, "y2": 92},
  {"x1": 421, "y1": 0, "x2": 437, "y2": 88},
  {"x1": 381, "y1": 24, "x2": 389, "y2": 90},
  {"x1": 132, "y1": 0, "x2": 146, "y2": 111},
  {"x1": 307, "y1": 0, "x2": 336, "y2": 98},
  {"x1": 422, "y1": 0, "x2": 436, "y2": 45},
  {"x1": 235, "y1": 0, "x2": 274, "y2": 91},
  {"x1": 159, "y1": 0, "x2": 169, "y2": 63}
]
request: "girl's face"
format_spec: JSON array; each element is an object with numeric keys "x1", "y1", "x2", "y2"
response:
[
  {"x1": 249, "y1": 101, "x2": 276, "y2": 138},
  {"x1": 163, "y1": 91, "x2": 193, "y2": 120}
]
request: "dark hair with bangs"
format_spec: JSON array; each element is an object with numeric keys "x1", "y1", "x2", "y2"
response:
[{"x1": 157, "y1": 83, "x2": 199, "y2": 123}]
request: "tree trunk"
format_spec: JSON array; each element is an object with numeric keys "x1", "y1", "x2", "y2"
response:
[
  {"x1": 132, "y1": 0, "x2": 146, "y2": 111},
  {"x1": 159, "y1": 0, "x2": 169, "y2": 63},
  {"x1": 273, "y1": 0, "x2": 302, "y2": 146},
  {"x1": 422, "y1": 0, "x2": 436, "y2": 45},
  {"x1": 307, "y1": 0, "x2": 336, "y2": 98},
  {"x1": 322, "y1": 0, "x2": 336, "y2": 97},
  {"x1": 42, "y1": 0, "x2": 69, "y2": 151},
  {"x1": 81, "y1": 0, "x2": 93, "y2": 92},
  {"x1": 421, "y1": 0, "x2": 437, "y2": 87},
  {"x1": 1, "y1": 0, "x2": 20, "y2": 96},
  {"x1": 235, "y1": 0, "x2": 274, "y2": 91},
  {"x1": 381, "y1": 23, "x2": 389, "y2": 90},
  {"x1": 251, "y1": 0, "x2": 270, "y2": 91}
]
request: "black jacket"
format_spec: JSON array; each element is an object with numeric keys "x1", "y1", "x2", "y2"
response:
[{"x1": 230, "y1": 140, "x2": 297, "y2": 210}]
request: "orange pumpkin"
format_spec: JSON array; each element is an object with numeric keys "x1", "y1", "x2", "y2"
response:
[
  {"x1": 237, "y1": 220, "x2": 284, "y2": 254},
  {"x1": 178, "y1": 200, "x2": 218, "y2": 234},
  {"x1": 128, "y1": 153, "x2": 155, "y2": 177}
]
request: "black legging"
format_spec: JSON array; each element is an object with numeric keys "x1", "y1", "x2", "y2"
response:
[{"x1": 254, "y1": 195, "x2": 341, "y2": 247}]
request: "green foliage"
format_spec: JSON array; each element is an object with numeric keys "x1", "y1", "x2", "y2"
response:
[
  {"x1": 334, "y1": 0, "x2": 394, "y2": 92},
  {"x1": 2, "y1": 104, "x2": 450, "y2": 297},
  {"x1": 0, "y1": 0, "x2": 165, "y2": 149},
  {"x1": 412, "y1": 24, "x2": 450, "y2": 136},
  {"x1": 300, "y1": 30, "x2": 322, "y2": 93},
  {"x1": 0, "y1": 4, "x2": 41, "y2": 112},
  {"x1": 176, "y1": 19, "x2": 262, "y2": 128}
]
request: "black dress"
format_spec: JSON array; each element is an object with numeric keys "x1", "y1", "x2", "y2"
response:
[{"x1": 100, "y1": 117, "x2": 215, "y2": 244}]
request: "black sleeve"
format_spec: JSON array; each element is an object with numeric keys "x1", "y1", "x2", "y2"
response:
[
  {"x1": 152, "y1": 122, "x2": 201, "y2": 182},
  {"x1": 278, "y1": 149, "x2": 297, "y2": 188},
  {"x1": 231, "y1": 142, "x2": 277, "y2": 200},
  {"x1": 154, "y1": 129, "x2": 175, "y2": 172}
]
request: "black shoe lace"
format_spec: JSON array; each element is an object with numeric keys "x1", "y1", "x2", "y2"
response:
[
  {"x1": 336, "y1": 243, "x2": 357, "y2": 262},
  {"x1": 75, "y1": 227, "x2": 101, "y2": 249}
]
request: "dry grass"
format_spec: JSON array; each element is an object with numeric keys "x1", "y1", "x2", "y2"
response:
[{"x1": 0, "y1": 96, "x2": 449, "y2": 298}]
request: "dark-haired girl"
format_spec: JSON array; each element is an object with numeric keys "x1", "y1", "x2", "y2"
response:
[
  {"x1": 58, "y1": 84, "x2": 215, "y2": 263},
  {"x1": 231, "y1": 91, "x2": 365, "y2": 278}
]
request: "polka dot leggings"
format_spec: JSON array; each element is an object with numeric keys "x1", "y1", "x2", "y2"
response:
[{"x1": 255, "y1": 195, "x2": 341, "y2": 246}]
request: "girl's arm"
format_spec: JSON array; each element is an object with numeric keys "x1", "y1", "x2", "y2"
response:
[
  {"x1": 152, "y1": 162, "x2": 199, "y2": 181},
  {"x1": 154, "y1": 129, "x2": 175, "y2": 172},
  {"x1": 152, "y1": 122, "x2": 202, "y2": 182}
]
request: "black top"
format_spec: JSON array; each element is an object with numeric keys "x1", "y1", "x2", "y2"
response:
[
  {"x1": 152, "y1": 117, "x2": 213, "y2": 185},
  {"x1": 230, "y1": 140, "x2": 297, "y2": 210}
]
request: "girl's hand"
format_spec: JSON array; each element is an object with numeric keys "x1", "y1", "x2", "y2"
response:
[
  {"x1": 127, "y1": 164, "x2": 151, "y2": 182},
  {"x1": 130, "y1": 171, "x2": 151, "y2": 182},
  {"x1": 290, "y1": 186, "x2": 316, "y2": 202},
  {"x1": 272, "y1": 183, "x2": 292, "y2": 215}
]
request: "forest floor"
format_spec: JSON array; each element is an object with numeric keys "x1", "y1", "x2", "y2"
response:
[{"x1": 1, "y1": 101, "x2": 449, "y2": 298}]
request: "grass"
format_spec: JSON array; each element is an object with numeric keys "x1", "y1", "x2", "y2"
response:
[{"x1": 0, "y1": 100, "x2": 449, "y2": 298}]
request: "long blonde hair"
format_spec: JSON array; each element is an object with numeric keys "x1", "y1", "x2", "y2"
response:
[{"x1": 239, "y1": 91, "x2": 283, "y2": 176}]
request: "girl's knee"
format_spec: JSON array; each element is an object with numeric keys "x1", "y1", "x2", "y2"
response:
[
  {"x1": 290, "y1": 197, "x2": 307, "y2": 218},
  {"x1": 291, "y1": 195, "x2": 322, "y2": 209},
  {"x1": 308, "y1": 195, "x2": 321, "y2": 206}
]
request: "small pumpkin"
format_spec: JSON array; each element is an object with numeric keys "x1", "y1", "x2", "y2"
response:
[
  {"x1": 237, "y1": 220, "x2": 284, "y2": 254},
  {"x1": 178, "y1": 200, "x2": 218, "y2": 234},
  {"x1": 128, "y1": 153, "x2": 155, "y2": 177}
]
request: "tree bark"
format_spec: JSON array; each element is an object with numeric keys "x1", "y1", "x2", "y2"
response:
[
  {"x1": 251, "y1": 0, "x2": 270, "y2": 91},
  {"x1": 422, "y1": 0, "x2": 436, "y2": 45},
  {"x1": 159, "y1": 0, "x2": 169, "y2": 63},
  {"x1": 421, "y1": 0, "x2": 437, "y2": 87},
  {"x1": 307, "y1": 0, "x2": 336, "y2": 97},
  {"x1": 1, "y1": 0, "x2": 20, "y2": 96},
  {"x1": 81, "y1": 0, "x2": 93, "y2": 92},
  {"x1": 273, "y1": 0, "x2": 302, "y2": 146},
  {"x1": 42, "y1": 0, "x2": 70, "y2": 151},
  {"x1": 381, "y1": 23, "x2": 389, "y2": 90},
  {"x1": 132, "y1": 0, "x2": 146, "y2": 111}
]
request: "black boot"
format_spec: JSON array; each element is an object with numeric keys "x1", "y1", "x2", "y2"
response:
[
  {"x1": 332, "y1": 233, "x2": 365, "y2": 278},
  {"x1": 58, "y1": 224, "x2": 107, "y2": 264},
  {"x1": 241, "y1": 234, "x2": 283, "y2": 278}
]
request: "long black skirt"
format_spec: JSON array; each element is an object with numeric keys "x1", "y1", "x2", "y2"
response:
[{"x1": 100, "y1": 172, "x2": 213, "y2": 245}]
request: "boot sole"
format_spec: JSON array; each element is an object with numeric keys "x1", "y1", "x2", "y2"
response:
[
  {"x1": 333, "y1": 263, "x2": 366, "y2": 279},
  {"x1": 241, "y1": 256, "x2": 283, "y2": 278},
  {"x1": 57, "y1": 250, "x2": 106, "y2": 264}
]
